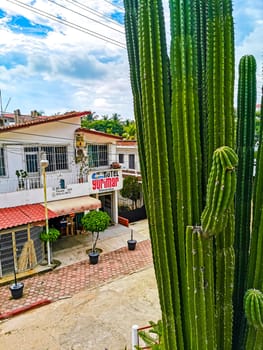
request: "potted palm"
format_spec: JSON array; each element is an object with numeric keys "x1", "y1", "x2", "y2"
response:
[
  {"x1": 81, "y1": 210, "x2": 111, "y2": 264},
  {"x1": 9, "y1": 268, "x2": 24, "y2": 299}
]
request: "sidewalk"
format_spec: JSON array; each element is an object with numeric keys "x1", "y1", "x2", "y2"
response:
[{"x1": 0, "y1": 220, "x2": 152, "y2": 320}]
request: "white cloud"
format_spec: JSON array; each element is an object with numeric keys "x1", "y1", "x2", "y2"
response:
[
  {"x1": 0, "y1": 0, "x2": 262, "y2": 119},
  {"x1": 234, "y1": 0, "x2": 263, "y2": 104}
]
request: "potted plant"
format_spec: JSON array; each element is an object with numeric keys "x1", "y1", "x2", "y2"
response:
[
  {"x1": 127, "y1": 229, "x2": 137, "y2": 250},
  {"x1": 111, "y1": 162, "x2": 121, "y2": 169},
  {"x1": 16, "y1": 169, "x2": 28, "y2": 189},
  {"x1": 9, "y1": 268, "x2": 24, "y2": 299},
  {"x1": 81, "y1": 210, "x2": 111, "y2": 264},
  {"x1": 40, "y1": 227, "x2": 60, "y2": 263}
]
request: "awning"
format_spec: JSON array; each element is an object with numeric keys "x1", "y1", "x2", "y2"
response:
[
  {"x1": 0, "y1": 204, "x2": 58, "y2": 230},
  {"x1": 45, "y1": 196, "x2": 101, "y2": 216}
]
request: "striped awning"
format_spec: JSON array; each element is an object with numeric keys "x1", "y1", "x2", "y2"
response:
[{"x1": 45, "y1": 196, "x2": 101, "y2": 216}]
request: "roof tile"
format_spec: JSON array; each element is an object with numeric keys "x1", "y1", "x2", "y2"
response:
[{"x1": 0, "y1": 204, "x2": 58, "y2": 230}]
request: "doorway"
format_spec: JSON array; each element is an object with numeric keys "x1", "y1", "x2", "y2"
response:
[{"x1": 99, "y1": 194, "x2": 112, "y2": 219}]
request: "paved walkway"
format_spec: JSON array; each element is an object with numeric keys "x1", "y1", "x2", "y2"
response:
[{"x1": 0, "y1": 221, "x2": 153, "y2": 320}]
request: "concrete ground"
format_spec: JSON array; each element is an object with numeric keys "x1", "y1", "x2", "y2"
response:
[
  {"x1": 0, "y1": 220, "x2": 162, "y2": 350},
  {"x1": 52, "y1": 219, "x2": 151, "y2": 268}
]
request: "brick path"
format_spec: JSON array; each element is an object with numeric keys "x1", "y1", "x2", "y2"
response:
[{"x1": 0, "y1": 240, "x2": 152, "y2": 320}]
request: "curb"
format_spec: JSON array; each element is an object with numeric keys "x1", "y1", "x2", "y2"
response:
[{"x1": 0, "y1": 299, "x2": 52, "y2": 320}]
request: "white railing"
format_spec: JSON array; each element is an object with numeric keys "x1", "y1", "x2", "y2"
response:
[{"x1": 0, "y1": 172, "x2": 83, "y2": 194}]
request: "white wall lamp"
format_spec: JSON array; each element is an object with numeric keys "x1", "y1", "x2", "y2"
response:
[{"x1": 40, "y1": 153, "x2": 51, "y2": 266}]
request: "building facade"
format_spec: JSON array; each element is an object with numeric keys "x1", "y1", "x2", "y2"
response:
[
  {"x1": 0, "y1": 112, "x2": 123, "y2": 277},
  {"x1": 116, "y1": 140, "x2": 143, "y2": 209}
]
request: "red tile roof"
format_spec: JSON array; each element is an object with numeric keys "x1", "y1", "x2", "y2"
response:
[
  {"x1": 0, "y1": 111, "x2": 91, "y2": 133},
  {"x1": 0, "y1": 204, "x2": 58, "y2": 230},
  {"x1": 76, "y1": 128, "x2": 123, "y2": 140},
  {"x1": 117, "y1": 140, "x2": 137, "y2": 146}
]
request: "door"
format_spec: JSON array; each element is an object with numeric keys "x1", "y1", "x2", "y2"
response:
[{"x1": 99, "y1": 194, "x2": 112, "y2": 219}]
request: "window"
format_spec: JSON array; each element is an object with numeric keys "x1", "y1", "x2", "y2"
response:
[
  {"x1": 25, "y1": 147, "x2": 39, "y2": 173},
  {"x1": 119, "y1": 154, "x2": 124, "y2": 164},
  {"x1": 0, "y1": 147, "x2": 6, "y2": 176},
  {"x1": 129, "y1": 154, "x2": 135, "y2": 169},
  {"x1": 41, "y1": 146, "x2": 68, "y2": 172},
  {"x1": 87, "y1": 144, "x2": 108, "y2": 167},
  {"x1": 24, "y1": 146, "x2": 68, "y2": 173}
]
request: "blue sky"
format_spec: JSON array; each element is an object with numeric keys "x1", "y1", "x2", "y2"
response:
[{"x1": 0, "y1": 1, "x2": 262, "y2": 119}]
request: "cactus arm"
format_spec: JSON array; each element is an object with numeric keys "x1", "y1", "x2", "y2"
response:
[
  {"x1": 233, "y1": 56, "x2": 256, "y2": 334},
  {"x1": 244, "y1": 289, "x2": 263, "y2": 348},
  {"x1": 206, "y1": 0, "x2": 235, "y2": 170},
  {"x1": 244, "y1": 87, "x2": 263, "y2": 349},
  {"x1": 201, "y1": 146, "x2": 237, "y2": 349},
  {"x1": 124, "y1": 0, "x2": 236, "y2": 348},
  {"x1": 194, "y1": 228, "x2": 209, "y2": 350},
  {"x1": 186, "y1": 226, "x2": 216, "y2": 350},
  {"x1": 186, "y1": 226, "x2": 198, "y2": 349},
  {"x1": 123, "y1": 0, "x2": 148, "y2": 186},
  {"x1": 186, "y1": 226, "x2": 209, "y2": 350},
  {"x1": 254, "y1": 331, "x2": 263, "y2": 350},
  {"x1": 248, "y1": 85, "x2": 263, "y2": 289},
  {"x1": 169, "y1": 0, "x2": 203, "y2": 346},
  {"x1": 251, "y1": 215, "x2": 263, "y2": 293},
  {"x1": 215, "y1": 218, "x2": 235, "y2": 350},
  {"x1": 202, "y1": 237, "x2": 216, "y2": 349},
  {"x1": 195, "y1": 0, "x2": 209, "y2": 198},
  {"x1": 136, "y1": 1, "x2": 184, "y2": 348},
  {"x1": 201, "y1": 146, "x2": 238, "y2": 237}
]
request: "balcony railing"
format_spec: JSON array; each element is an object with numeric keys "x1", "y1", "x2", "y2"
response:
[
  {"x1": 0, "y1": 172, "x2": 85, "y2": 194},
  {"x1": 0, "y1": 164, "x2": 127, "y2": 194}
]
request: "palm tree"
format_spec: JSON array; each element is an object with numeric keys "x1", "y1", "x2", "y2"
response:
[{"x1": 123, "y1": 121, "x2": 136, "y2": 140}]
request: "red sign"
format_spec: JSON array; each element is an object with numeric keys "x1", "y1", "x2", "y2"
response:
[
  {"x1": 92, "y1": 177, "x2": 119, "y2": 190},
  {"x1": 90, "y1": 170, "x2": 121, "y2": 192}
]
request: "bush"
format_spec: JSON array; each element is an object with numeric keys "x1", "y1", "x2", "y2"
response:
[
  {"x1": 40, "y1": 227, "x2": 60, "y2": 242},
  {"x1": 81, "y1": 210, "x2": 111, "y2": 233}
]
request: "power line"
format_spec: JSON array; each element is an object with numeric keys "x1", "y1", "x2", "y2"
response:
[
  {"x1": 6, "y1": 0, "x2": 126, "y2": 49},
  {"x1": 47, "y1": 0, "x2": 125, "y2": 35},
  {"x1": 102, "y1": 0, "x2": 124, "y2": 12}
]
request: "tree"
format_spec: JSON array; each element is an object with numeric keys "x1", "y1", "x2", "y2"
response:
[
  {"x1": 81, "y1": 113, "x2": 124, "y2": 136},
  {"x1": 123, "y1": 121, "x2": 136, "y2": 140},
  {"x1": 120, "y1": 175, "x2": 141, "y2": 209},
  {"x1": 81, "y1": 210, "x2": 111, "y2": 253}
]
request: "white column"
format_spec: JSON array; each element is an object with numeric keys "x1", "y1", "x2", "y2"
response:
[
  {"x1": 131, "y1": 324, "x2": 139, "y2": 349},
  {"x1": 113, "y1": 190, "x2": 118, "y2": 224}
]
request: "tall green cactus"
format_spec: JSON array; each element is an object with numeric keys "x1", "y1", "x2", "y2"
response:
[
  {"x1": 233, "y1": 55, "x2": 257, "y2": 347},
  {"x1": 244, "y1": 87, "x2": 263, "y2": 349},
  {"x1": 123, "y1": 1, "x2": 259, "y2": 349},
  {"x1": 126, "y1": 0, "x2": 183, "y2": 347}
]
